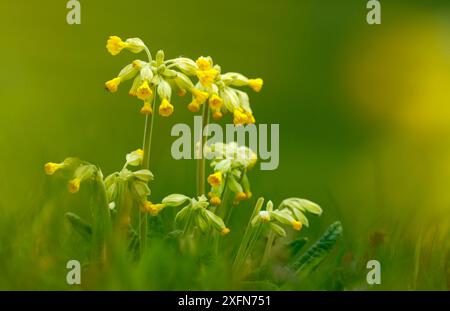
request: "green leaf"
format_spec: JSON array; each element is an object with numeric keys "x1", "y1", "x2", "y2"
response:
[
  {"x1": 65, "y1": 212, "x2": 92, "y2": 242},
  {"x1": 288, "y1": 237, "x2": 309, "y2": 257},
  {"x1": 292, "y1": 221, "x2": 342, "y2": 277}
]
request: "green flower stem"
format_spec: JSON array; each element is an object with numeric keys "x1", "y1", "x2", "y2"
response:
[
  {"x1": 233, "y1": 197, "x2": 265, "y2": 275},
  {"x1": 143, "y1": 46, "x2": 153, "y2": 63},
  {"x1": 139, "y1": 91, "x2": 157, "y2": 255},
  {"x1": 197, "y1": 103, "x2": 210, "y2": 196},
  {"x1": 261, "y1": 231, "x2": 275, "y2": 267}
]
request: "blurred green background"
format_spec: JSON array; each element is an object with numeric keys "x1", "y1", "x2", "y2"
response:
[{"x1": 0, "y1": 0, "x2": 450, "y2": 290}]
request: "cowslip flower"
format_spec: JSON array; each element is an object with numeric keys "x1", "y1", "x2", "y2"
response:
[
  {"x1": 206, "y1": 142, "x2": 257, "y2": 206},
  {"x1": 158, "y1": 99, "x2": 173, "y2": 116},
  {"x1": 195, "y1": 56, "x2": 219, "y2": 88},
  {"x1": 105, "y1": 77, "x2": 121, "y2": 93},
  {"x1": 140, "y1": 101, "x2": 153, "y2": 115},
  {"x1": 161, "y1": 194, "x2": 230, "y2": 236},
  {"x1": 125, "y1": 148, "x2": 144, "y2": 166},
  {"x1": 209, "y1": 196, "x2": 221, "y2": 206},
  {"x1": 136, "y1": 80, "x2": 152, "y2": 100},
  {"x1": 104, "y1": 150, "x2": 153, "y2": 209},
  {"x1": 43, "y1": 158, "x2": 81, "y2": 176},
  {"x1": 221, "y1": 227, "x2": 230, "y2": 236},
  {"x1": 156, "y1": 79, "x2": 174, "y2": 117},
  {"x1": 247, "y1": 78, "x2": 263, "y2": 92},
  {"x1": 168, "y1": 55, "x2": 262, "y2": 122},
  {"x1": 209, "y1": 94, "x2": 223, "y2": 108},
  {"x1": 66, "y1": 164, "x2": 98, "y2": 194},
  {"x1": 106, "y1": 36, "x2": 146, "y2": 56},
  {"x1": 193, "y1": 70, "x2": 262, "y2": 124},
  {"x1": 292, "y1": 220, "x2": 302, "y2": 231},
  {"x1": 142, "y1": 200, "x2": 166, "y2": 216},
  {"x1": 106, "y1": 37, "x2": 203, "y2": 117},
  {"x1": 68, "y1": 178, "x2": 81, "y2": 193},
  {"x1": 251, "y1": 199, "x2": 322, "y2": 237},
  {"x1": 207, "y1": 171, "x2": 222, "y2": 187},
  {"x1": 44, "y1": 162, "x2": 63, "y2": 175},
  {"x1": 44, "y1": 158, "x2": 99, "y2": 195}
]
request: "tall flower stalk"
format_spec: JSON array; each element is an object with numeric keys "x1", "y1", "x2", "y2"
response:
[
  {"x1": 139, "y1": 89, "x2": 157, "y2": 253},
  {"x1": 196, "y1": 103, "x2": 210, "y2": 196}
]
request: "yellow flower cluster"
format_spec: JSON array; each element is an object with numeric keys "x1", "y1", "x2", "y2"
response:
[
  {"x1": 174, "y1": 56, "x2": 263, "y2": 125},
  {"x1": 44, "y1": 159, "x2": 98, "y2": 195},
  {"x1": 103, "y1": 36, "x2": 264, "y2": 124},
  {"x1": 195, "y1": 56, "x2": 219, "y2": 88},
  {"x1": 105, "y1": 37, "x2": 183, "y2": 118}
]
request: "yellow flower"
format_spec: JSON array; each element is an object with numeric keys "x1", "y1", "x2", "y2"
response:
[
  {"x1": 207, "y1": 171, "x2": 222, "y2": 187},
  {"x1": 248, "y1": 78, "x2": 263, "y2": 92},
  {"x1": 235, "y1": 191, "x2": 247, "y2": 202},
  {"x1": 142, "y1": 201, "x2": 166, "y2": 216},
  {"x1": 68, "y1": 178, "x2": 81, "y2": 194},
  {"x1": 233, "y1": 109, "x2": 248, "y2": 125},
  {"x1": 245, "y1": 191, "x2": 252, "y2": 199},
  {"x1": 140, "y1": 101, "x2": 152, "y2": 115},
  {"x1": 212, "y1": 111, "x2": 223, "y2": 120},
  {"x1": 106, "y1": 36, "x2": 126, "y2": 56},
  {"x1": 132, "y1": 60, "x2": 142, "y2": 69},
  {"x1": 195, "y1": 56, "x2": 218, "y2": 87},
  {"x1": 136, "y1": 149, "x2": 144, "y2": 157},
  {"x1": 191, "y1": 88, "x2": 209, "y2": 103},
  {"x1": 158, "y1": 98, "x2": 174, "y2": 117},
  {"x1": 196, "y1": 56, "x2": 212, "y2": 71},
  {"x1": 292, "y1": 220, "x2": 302, "y2": 231},
  {"x1": 105, "y1": 77, "x2": 121, "y2": 93},
  {"x1": 245, "y1": 111, "x2": 255, "y2": 124},
  {"x1": 210, "y1": 196, "x2": 221, "y2": 206},
  {"x1": 197, "y1": 69, "x2": 219, "y2": 87},
  {"x1": 136, "y1": 81, "x2": 152, "y2": 100},
  {"x1": 208, "y1": 94, "x2": 223, "y2": 110},
  {"x1": 187, "y1": 100, "x2": 201, "y2": 113},
  {"x1": 221, "y1": 227, "x2": 230, "y2": 236},
  {"x1": 178, "y1": 88, "x2": 187, "y2": 97},
  {"x1": 44, "y1": 162, "x2": 62, "y2": 175}
]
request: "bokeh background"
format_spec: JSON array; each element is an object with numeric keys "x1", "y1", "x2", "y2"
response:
[{"x1": 0, "y1": 0, "x2": 449, "y2": 290}]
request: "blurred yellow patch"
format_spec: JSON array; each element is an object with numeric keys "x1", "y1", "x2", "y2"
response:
[{"x1": 342, "y1": 14, "x2": 450, "y2": 136}]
